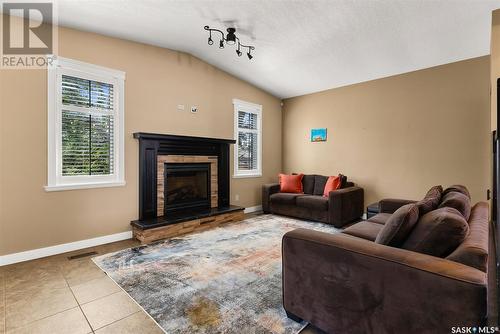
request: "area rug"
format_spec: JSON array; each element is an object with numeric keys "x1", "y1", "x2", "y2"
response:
[{"x1": 92, "y1": 214, "x2": 339, "y2": 334}]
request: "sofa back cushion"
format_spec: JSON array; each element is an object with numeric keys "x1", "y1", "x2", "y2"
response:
[
  {"x1": 339, "y1": 174, "x2": 348, "y2": 188},
  {"x1": 302, "y1": 175, "x2": 316, "y2": 195},
  {"x1": 279, "y1": 174, "x2": 304, "y2": 193},
  {"x1": 446, "y1": 202, "x2": 489, "y2": 272},
  {"x1": 375, "y1": 203, "x2": 420, "y2": 246},
  {"x1": 313, "y1": 175, "x2": 328, "y2": 196},
  {"x1": 443, "y1": 184, "x2": 471, "y2": 199},
  {"x1": 438, "y1": 191, "x2": 471, "y2": 221},
  {"x1": 402, "y1": 207, "x2": 469, "y2": 257},
  {"x1": 416, "y1": 185, "x2": 443, "y2": 215}
]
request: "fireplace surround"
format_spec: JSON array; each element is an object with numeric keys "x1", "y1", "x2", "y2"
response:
[{"x1": 131, "y1": 133, "x2": 244, "y2": 241}]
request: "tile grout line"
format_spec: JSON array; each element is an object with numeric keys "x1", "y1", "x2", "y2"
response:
[
  {"x1": 91, "y1": 310, "x2": 142, "y2": 332},
  {"x1": 65, "y1": 275, "x2": 96, "y2": 334}
]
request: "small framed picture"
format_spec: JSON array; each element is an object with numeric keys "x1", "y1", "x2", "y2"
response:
[{"x1": 310, "y1": 128, "x2": 327, "y2": 142}]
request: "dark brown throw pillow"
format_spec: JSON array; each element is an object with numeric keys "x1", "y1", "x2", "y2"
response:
[
  {"x1": 375, "y1": 203, "x2": 420, "y2": 246},
  {"x1": 416, "y1": 185, "x2": 443, "y2": 215},
  {"x1": 443, "y1": 185, "x2": 471, "y2": 199},
  {"x1": 402, "y1": 207, "x2": 469, "y2": 257},
  {"x1": 439, "y1": 191, "x2": 471, "y2": 221}
]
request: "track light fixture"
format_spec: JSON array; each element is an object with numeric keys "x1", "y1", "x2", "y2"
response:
[{"x1": 204, "y1": 25, "x2": 255, "y2": 60}]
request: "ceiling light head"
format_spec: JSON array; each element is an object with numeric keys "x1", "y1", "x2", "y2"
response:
[
  {"x1": 219, "y1": 39, "x2": 224, "y2": 49},
  {"x1": 247, "y1": 52, "x2": 253, "y2": 60},
  {"x1": 208, "y1": 36, "x2": 213, "y2": 45},
  {"x1": 236, "y1": 49, "x2": 242, "y2": 57},
  {"x1": 226, "y1": 28, "x2": 236, "y2": 45}
]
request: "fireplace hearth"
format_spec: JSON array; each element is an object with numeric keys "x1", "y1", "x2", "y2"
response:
[{"x1": 131, "y1": 133, "x2": 244, "y2": 241}]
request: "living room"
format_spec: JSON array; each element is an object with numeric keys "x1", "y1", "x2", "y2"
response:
[{"x1": 0, "y1": 1, "x2": 499, "y2": 333}]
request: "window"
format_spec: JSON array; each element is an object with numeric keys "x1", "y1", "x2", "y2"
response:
[
  {"x1": 45, "y1": 57, "x2": 125, "y2": 191},
  {"x1": 233, "y1": 99, "x2": 262, "y2": 178}
]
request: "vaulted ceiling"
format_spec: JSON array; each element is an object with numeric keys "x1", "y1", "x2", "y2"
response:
[{"x1": 49, "y1": 0, "x2": 500, "y2": 98}]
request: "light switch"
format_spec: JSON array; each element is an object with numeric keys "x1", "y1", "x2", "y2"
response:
[{"x1": 177, "y1": 104, "x2": 185, "y2": 111}]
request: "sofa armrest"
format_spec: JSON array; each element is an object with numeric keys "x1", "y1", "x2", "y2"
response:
[
  {"x1": 262, "y1": 183, "x2": 280, "y2": 213},
  {"x1": 328, "y1": 186, "x2": 364, "y2": 227},
  {"x1": 282, "y1": 229, "x2": 487, "y2": 334},
  {"x1": 379, "y1": 198, "x2": 417, "y2": 214}
]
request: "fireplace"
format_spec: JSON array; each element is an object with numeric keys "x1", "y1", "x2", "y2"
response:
[
  {"x1": 132, "y1": 133, "x2": 244, "y2": 234},
  {"x1": 164, "y1": 163, "x2": 210, "y2": 214}
]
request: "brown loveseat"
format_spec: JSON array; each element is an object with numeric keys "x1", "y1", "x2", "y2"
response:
[
  {"x1": 262, "y1": 174, "x2": 364, "y2": 228},
  {"x1": 282, "y1": 185, "x2": 489, "y2": 333}
]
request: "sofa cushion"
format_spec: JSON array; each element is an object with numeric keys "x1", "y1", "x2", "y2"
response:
[
  {"x1": 417, "y1": 185, "x2": 443, "y2": 215},
  {"x1": 446, "y1": 202, "x2": 489, "y2": 272},
  {"x1": 279, "y1": 173, "x2": 304, "y2": 193},
  {"x1": 339, "y1": 174, "x2": 348, "y2": 188},
  {"x1": 313, "y1": 175, "x2": 328, "y2": 196},
  {"x1": 342, "y1": 221, "x2": 384, "y2": 241},
  {"x1": 375, "y1": 204, "x2": 420, "y2": 246},
  {"x1": 296, "y1": 195, "x2": 328, "y2": 211},
  {"x1": 270, "y1": 193, "x2": 301, "y2": 205},
  {"x1": 438, "y1": 191, "x2": 471, "y2": 221},
  {"x1": 402, "y1": 207, "x2": 469, "y2": 257},
  {"x1": 367, "y1": 213, "x2": 392, "y2": 225},
  {"x1": 443, "y1": 184, "x2": 471, "y2": 199},
  {"x1": 302, "y1": 175, "x2": 315, "y2": 195}
]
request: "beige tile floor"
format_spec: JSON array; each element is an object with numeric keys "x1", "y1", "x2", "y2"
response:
[{"x1": 0, "y1": 218, "x2": 323, "y2": 334}]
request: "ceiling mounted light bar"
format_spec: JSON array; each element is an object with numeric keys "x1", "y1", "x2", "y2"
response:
[{"x1": 204, "y1": 25, "x2": 255, "y2": 60}]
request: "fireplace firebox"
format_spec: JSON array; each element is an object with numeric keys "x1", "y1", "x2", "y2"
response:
[{"x1": 164, "y1": 163, "x2": 210, "y2": 214}]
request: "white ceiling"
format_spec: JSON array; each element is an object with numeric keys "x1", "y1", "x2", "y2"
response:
[{"x1": 48, "y1": 0, "x2": 500, "y2": 98}]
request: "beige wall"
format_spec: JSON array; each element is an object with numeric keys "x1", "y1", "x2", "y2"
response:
[
  {"x1": 283, "y1": 57, "x2": 491, "y2": 206},
  {"x1": 0, "y1": 20, "x2": 282, "y2": 255},
  {"x1": 491, "y1": 9, "x2": 500, "y2": 131}
]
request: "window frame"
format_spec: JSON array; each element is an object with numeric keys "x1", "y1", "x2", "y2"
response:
[
  {"x1": 233, "y1": 98, "x2": 262, "y2": 178},
  {"x1": 45, "y1": 56, "x2": 126, "y2": 192}
]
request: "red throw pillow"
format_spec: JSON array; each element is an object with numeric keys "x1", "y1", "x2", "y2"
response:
[
  {"x1": 323, "y1": 175, "x2": 341, "y2": 197},
  {"x1": 279, "y1": 173, "x2": 304, "y2": 193}
]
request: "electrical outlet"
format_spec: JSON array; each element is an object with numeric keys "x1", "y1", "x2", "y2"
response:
[
  {"x1": 191, "y1": 106, "x2": 198, "y2": 113},
  {"x1": 177, "y1": 104, "x2": 185, "y2": 111},
  {"x1": 235, "y1": 194, "x2": 239, "y2": 201}
]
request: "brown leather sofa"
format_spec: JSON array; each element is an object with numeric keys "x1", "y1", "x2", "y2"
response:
[
  {"x1": 282, "y1": 185, "x2": 489, "y2": 333},
  {"x1": 262, "y1": 174, "x2": 364, "y2": 228}
]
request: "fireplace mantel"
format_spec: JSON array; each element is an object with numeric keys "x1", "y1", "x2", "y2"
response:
[{"x1": 133, "y1": 132, "x2": 237, "y2": 222}]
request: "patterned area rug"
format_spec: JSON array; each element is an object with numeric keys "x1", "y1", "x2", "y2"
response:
[{"x1": 93, "y1": 214, "x2": 339, "y2": 334}]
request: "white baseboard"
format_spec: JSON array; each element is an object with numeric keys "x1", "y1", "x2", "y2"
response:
[
  {"x1": 0, "y1": 231, "x2": 133, "y2": 266},
  {"x1": 244, "y1": 205, "x2": 263, "y2": 214},
  {"x1": 362, "y1": 213, "x2": 367, "y2": 219}
]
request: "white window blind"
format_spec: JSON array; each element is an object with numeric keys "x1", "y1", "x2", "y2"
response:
[
  {"x1": 233, "y1": 99, "x2": 262, "y2": 178},
  {"x1": 61, "y1": 75, "x2": 114, "y2": 176},
  {"x1": 46, "y1": 57, "x2": 125, "y2": 191}
]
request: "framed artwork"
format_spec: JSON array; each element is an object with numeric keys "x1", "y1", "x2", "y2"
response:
[{"x1": 310, "y1": 128, "x2": 327, "y2": 142}]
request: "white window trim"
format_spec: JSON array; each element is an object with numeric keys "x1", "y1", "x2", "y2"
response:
[
  {"x1": 45, "y1": 56, "x2": 126, "y2": 192},
  {"x1": 233, "y1": 98, "x2": 262, "y2": 178}
]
